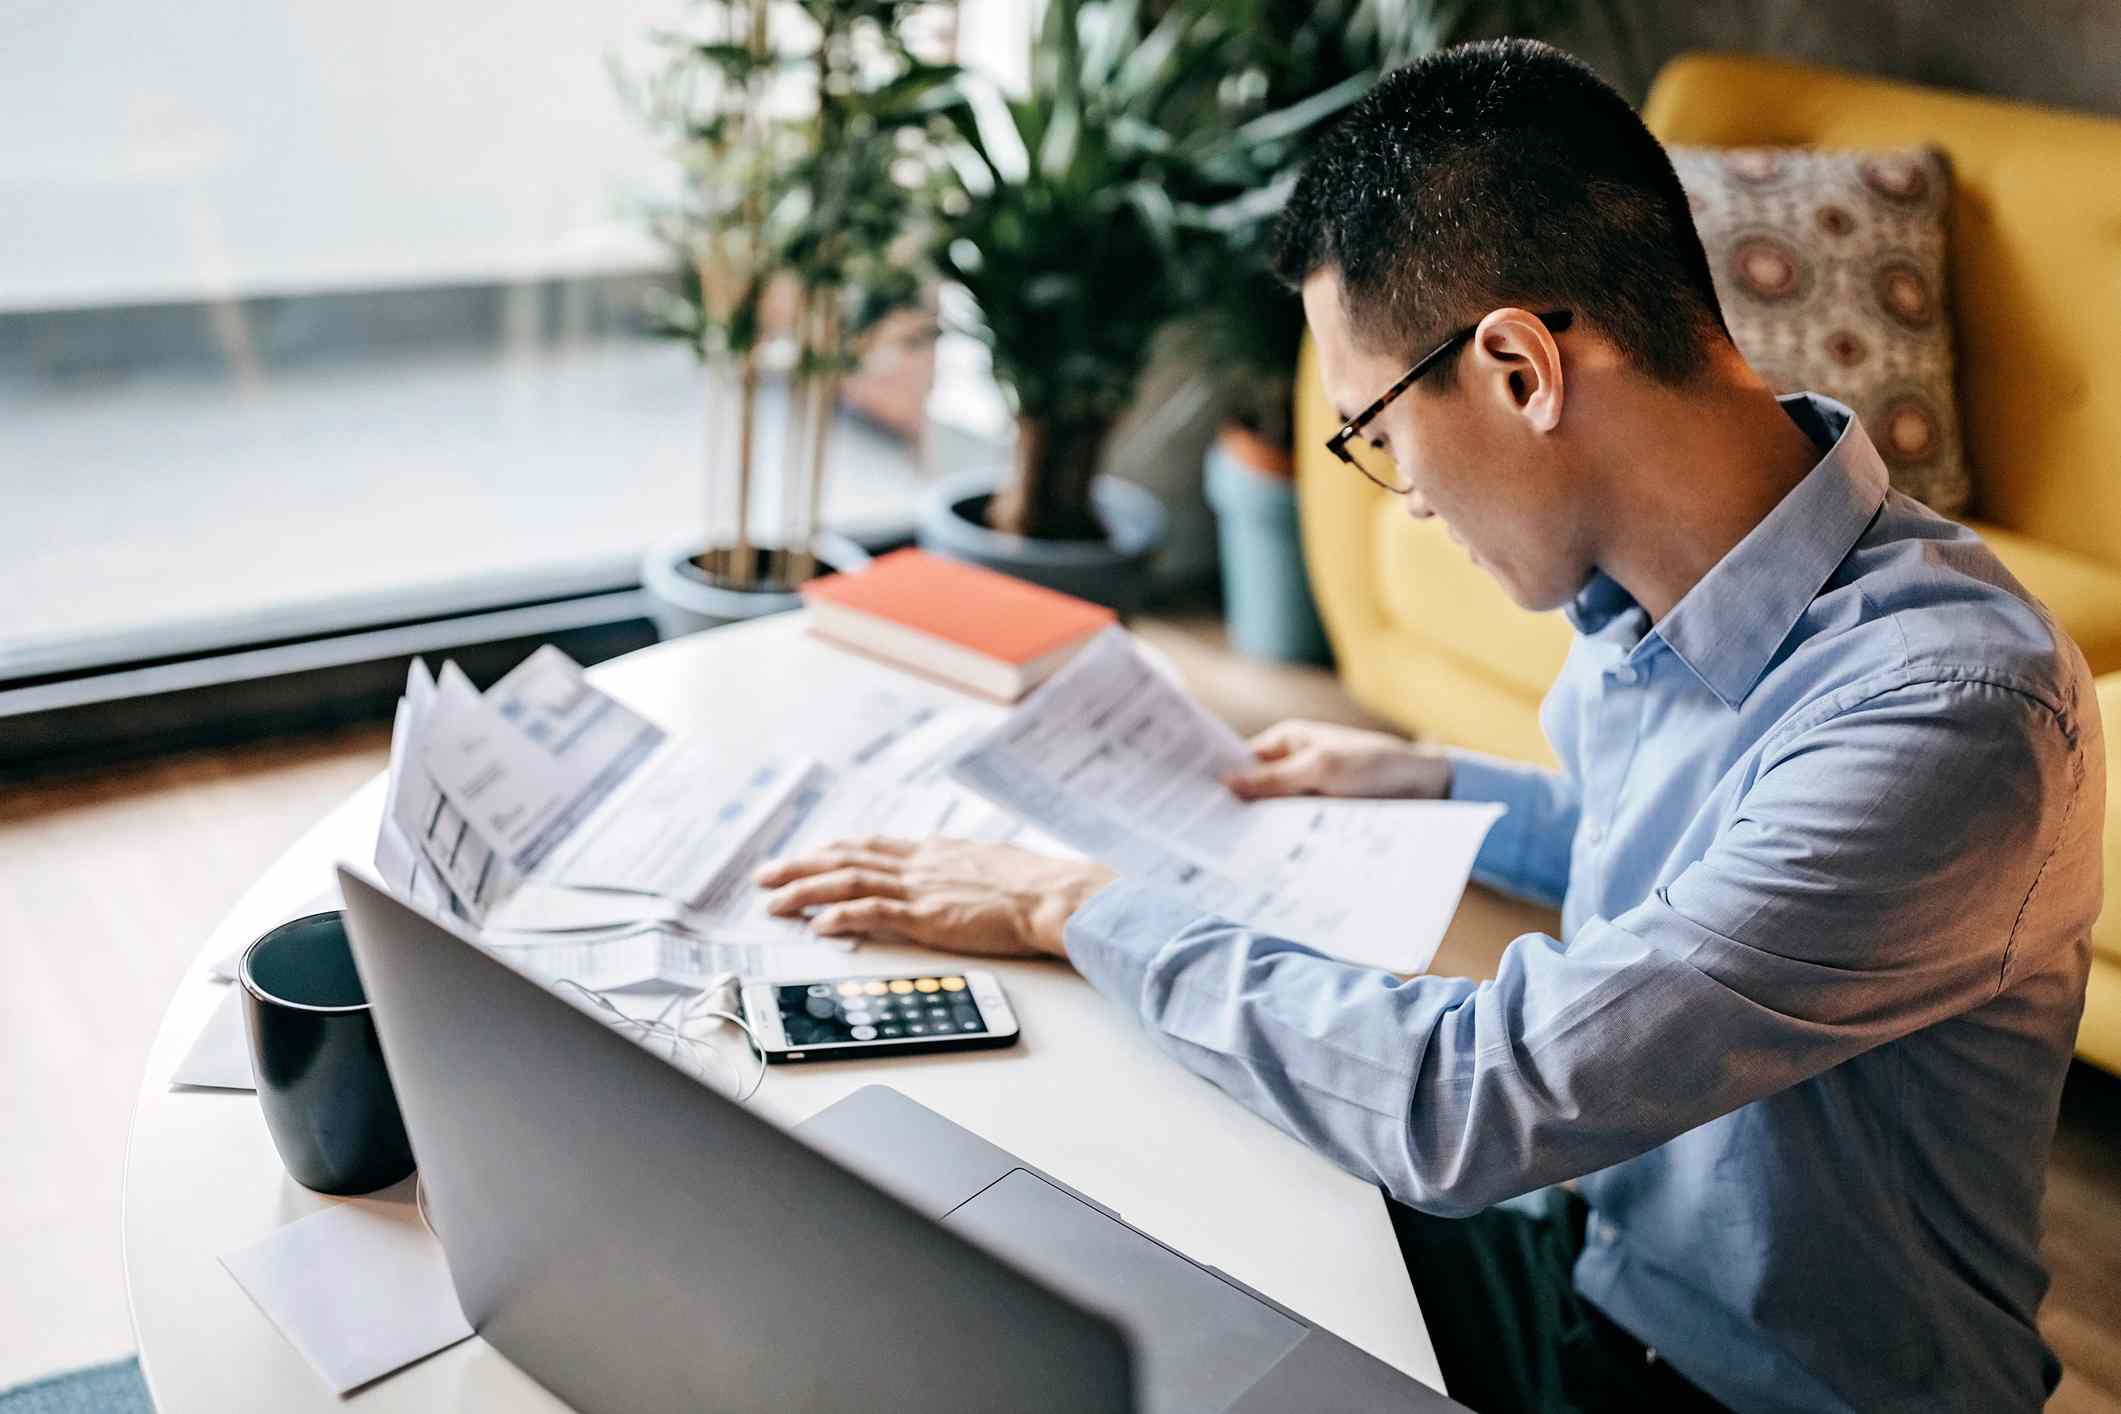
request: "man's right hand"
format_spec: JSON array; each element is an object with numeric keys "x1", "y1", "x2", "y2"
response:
[{"x1": 1223, "y1": 719, "x2": 1453, "y2": 801}]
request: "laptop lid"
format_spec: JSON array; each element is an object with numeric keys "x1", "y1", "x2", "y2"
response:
[{"x1": 335, "y1": 866, "x2": 1133, "y2": 1414}]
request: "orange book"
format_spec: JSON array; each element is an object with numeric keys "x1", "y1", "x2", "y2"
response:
[{"x1": 799, "y1": 549, "x2": 1117, "y2": 701}]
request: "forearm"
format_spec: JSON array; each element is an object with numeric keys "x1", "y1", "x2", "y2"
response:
[
  {"x1": 1066, "y1": 878, "x2": 1506, "y2": 1213},
  {"x1": 1063, "y1": 882, "x2": 1903, "y2": 1218}
]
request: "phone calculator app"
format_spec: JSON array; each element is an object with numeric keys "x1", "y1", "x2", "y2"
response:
[{"x1": 776, "y1": 975, "x2": 989, "y2": 1045}]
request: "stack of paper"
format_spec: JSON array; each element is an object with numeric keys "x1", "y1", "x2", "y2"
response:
[
  {"x1": 368, "y1": 631, "x2": 1504, "y2": 987},
  {"x1": 369, "y1": 647, "x2": 1026, "y2": 991}
]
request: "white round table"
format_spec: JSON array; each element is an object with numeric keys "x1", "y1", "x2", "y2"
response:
[{"x1": 124, "y1": 615, "x2": 1445, "y2": 1410}]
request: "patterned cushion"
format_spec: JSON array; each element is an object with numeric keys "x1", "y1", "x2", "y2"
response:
[{"x1": 1670, "y1": 145, "x2": 1970, "y2": 516}]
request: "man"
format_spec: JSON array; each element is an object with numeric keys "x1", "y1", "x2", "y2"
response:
[{"x1": 756, "y1": 39, "x2": 2102, "y2": 1414}]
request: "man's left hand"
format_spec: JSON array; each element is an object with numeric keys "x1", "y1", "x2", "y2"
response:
[{"x1": 755, "y1": 837, "x2": 1117, "y2": 959}]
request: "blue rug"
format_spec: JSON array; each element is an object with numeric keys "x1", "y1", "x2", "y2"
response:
[{"x1": 0, "y1": 1358, "x2": 153, "y2": 1413}]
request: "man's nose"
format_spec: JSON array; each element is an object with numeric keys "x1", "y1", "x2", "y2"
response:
[{"x1": 1403, "y1": 488, "x2": 1435, "y2": 519}]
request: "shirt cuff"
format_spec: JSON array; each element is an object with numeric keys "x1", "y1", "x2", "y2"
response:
[{"x1": 1063, "y1": 875, "x2": 1207, "y2": 1012}]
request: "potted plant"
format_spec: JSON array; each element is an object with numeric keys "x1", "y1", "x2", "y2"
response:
[
  {"x1": 626, "y1": 0, "x2": 960, "y2": 637},
  {"x1": 914, "y1": 0, "x2": 1292, "y2": 614},
  {"x1": 1187, "y1": 0, "x2": 1411, "y2": 659},
  {"x1": 1194, "y1": 0, "x2": 1593, "y2": 659}
]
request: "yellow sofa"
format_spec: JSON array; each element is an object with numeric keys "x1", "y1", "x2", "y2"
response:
[{"x1": 1295, "y1": 53, "x2": 2121, "y2": 1072}]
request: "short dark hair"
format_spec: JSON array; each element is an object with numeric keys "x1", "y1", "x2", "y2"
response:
[{"x1": 1272, "y1": 38, "x2": 1728, "y2": 387}]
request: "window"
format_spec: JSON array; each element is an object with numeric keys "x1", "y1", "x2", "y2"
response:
[
  {"x1": 3, "y1": 1, "x2": 1034, "y2": 766},
  {"x1": 2, "y1": 0, "x2": 1035, "y2": 674}
]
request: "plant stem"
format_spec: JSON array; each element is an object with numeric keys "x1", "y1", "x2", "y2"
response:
[
  {"x1": 990, "y1": 412, "x2": 1110, "y2": 542},
  {"x1": 798, "y1": 299, "x2": 844, "y2": 583},
  {"x1": 729, "y1": 0, "x2": 771, "y2": 589},
  {"x1": 734, "y1": 347, "x2": 759, "y2": 586}
]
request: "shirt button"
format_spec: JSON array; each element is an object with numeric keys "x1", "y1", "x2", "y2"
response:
[
  {"x1": 1584, "y1": 823, "x2": 1605, "y2": 846},
  {"x1": 1610, "y1": 662, "x2": 1640, "y2": 686}
]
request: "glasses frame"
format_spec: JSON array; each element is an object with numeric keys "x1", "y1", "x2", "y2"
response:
[{"x1": 1325, "y1": 309, "x2": 1574, "y2": 492}]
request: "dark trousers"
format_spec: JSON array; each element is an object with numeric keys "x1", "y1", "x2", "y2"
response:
[{"x1": 1387, "y1": 1188, "x2": 1731, "y2": 1414}]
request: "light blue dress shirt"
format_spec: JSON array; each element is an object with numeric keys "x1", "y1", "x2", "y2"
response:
[{"x1": 1065, "y1": 396, "x2": 2103, "y2": 1413}]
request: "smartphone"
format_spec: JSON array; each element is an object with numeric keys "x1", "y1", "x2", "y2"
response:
[{"x1": 740, "y1": 970, "x2": 1020, "y2": 1064}]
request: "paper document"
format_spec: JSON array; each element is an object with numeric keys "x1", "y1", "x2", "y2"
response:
[
  {"x1": 171, "y1": 988, "x2": 254, "y2": 1091},
  {"x1": 221, "y1": 1194, "x2": 472, "y2": 1395},
  {"x1": 484, "y1": 923, "x2": 850, "y2": 992},
  {"x1": 421, "y1": 649, "x2": 666, "y2": 879},
  {"x1": 366, "y1": 654, "x2": 1003, "y2": 1000},
  {"x1": 385, "y1": 662, "x2": 510, "y2": 919},
  {"x1": 548, "y1": 742, "x2": 816, "y2": 908},
  {"x1": 683, "y1": 708, "x2": 1068, "y2": 944},
  {"x1": 948, "y1": 629, "x2": 1503, "y2": 972}
]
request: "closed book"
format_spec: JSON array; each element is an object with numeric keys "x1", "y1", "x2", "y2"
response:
[{"x1": 799, "y1": 549, "x2": 1116, "y2": 701}]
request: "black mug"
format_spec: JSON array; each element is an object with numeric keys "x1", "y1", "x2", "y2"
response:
[{"x1": 239, "y1": 910, "x2": 416, "y2": 1195}]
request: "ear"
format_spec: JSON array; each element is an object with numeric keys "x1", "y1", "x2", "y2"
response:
[{"x1": 1468, "y1": 307, "x2": 1565, "y2": 434}]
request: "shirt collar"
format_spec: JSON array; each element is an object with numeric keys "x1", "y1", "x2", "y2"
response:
[{"x1": 1566, "y1": 393, "x2": 1891, "y2": 709}]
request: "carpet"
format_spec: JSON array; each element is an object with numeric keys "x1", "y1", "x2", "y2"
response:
[{"x1": 0, "y1": 1358, "x2": 153, "y2": 1413}]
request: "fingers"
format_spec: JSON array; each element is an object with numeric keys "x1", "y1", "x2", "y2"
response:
[
  {"x1": 754, "y1": 844, "x2": 907, "y2": 888},
  {"x1": 811, "y1": 897, "x2": 919, "y2": 940},
  {"x1": 1224, "y1": 757, "x2": 1316, "y2": 800},
  {"x1": 762, "y1": 868, "x2": 909, "y2": 917},
  {"x1": 1246, "y1": 721, "x2": 1303, "y2": 762},
  {"x1": 846, "y1": 835, "x2": 916, "y2": 857},
  {"x1": 1230, "y1": 723, "x2": 1315, "y2": 797}
]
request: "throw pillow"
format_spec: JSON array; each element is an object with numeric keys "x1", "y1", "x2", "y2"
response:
[{"x1": 1670, "y1": 144, "x2": 1970, "y2": 516}]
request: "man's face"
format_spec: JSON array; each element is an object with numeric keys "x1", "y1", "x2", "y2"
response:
[{"x1": 1302, "y1": 270, "x2": 1590, "y2": 612}]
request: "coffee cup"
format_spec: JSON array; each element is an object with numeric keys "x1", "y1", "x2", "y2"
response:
[{"x1": 239, "y1": 910, "x2": 416, "y2": 1195}]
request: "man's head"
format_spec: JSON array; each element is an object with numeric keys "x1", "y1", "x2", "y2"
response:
[{"x1": 1274, "y1": 39, "x2": 1732, "y2": 609}]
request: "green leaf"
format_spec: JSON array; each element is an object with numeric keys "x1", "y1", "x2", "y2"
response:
[
  {"x1": 959, "y1": 77, "x2": 1030, "y2": 184},
  {"x1": 1038, "y1": 93, "x2": 1081, "y2": 182},
  {"x1": 1078, "y1": 0, "x2": 1142, "y2": 91},
  {"x1": 1229, "y1": 69, "x2": 1374, "y2": 147},
  {"x1": 1197, "y1": 167, "x2": 1302, "y2": 232},
  {"x1": 1108, "y1": 6, "x2": 1189, "y2": 108},
  {"x1": 864, "y1": 62, "x2": 962, "y2": 117},
  {"x1": 1119, "y1": 180, "x2": 1179, "y2": 262}
]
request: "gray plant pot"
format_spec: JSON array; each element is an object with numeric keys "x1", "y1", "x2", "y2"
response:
[
  {"x1": 639, "y1": 531, "x2": 870, "y2": 640},
  {"x1": 1205, "y1": 440, "x2": 1329, "y2": 665},
  {"x1": 915, "y1": 472, "x2": 1167, "y2": 617}
]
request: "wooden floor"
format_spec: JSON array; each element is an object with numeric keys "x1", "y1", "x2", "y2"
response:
[{"x1": 3, "y1": 616, "x2": 2116, "y2": 1409}]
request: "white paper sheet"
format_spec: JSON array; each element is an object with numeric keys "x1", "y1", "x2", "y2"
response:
[
  {"x1": 171, "y1": 986, "x2": 255, "y2": 1090},
  {"x1": 376, "y1": 689, "x2": 449, "y2": 914},
  {"x1": 948, "y1": 629, "x2": 1504, "y2": 972},
  {"x1": 483, "y1": 881, "x2": 684, "y2": 935},
  {"x1": 548, "y1": 742, "x2": 816, "y2": 908},
  {"x1": 421, "y1": 649, "x2": 666, "y2": 877},
  {"x1": 390, "y1": 662, "x2": 514, "y2": 920},
  {"x1": 483, "y1": 923, "x2": 850, "y2": 991},
  {"x1": 683, "y1": 709, "x2": 1071, "y2": 945},
  {"x1": 221, "y1": 1196, "x2": 473, "y2": 1395}
]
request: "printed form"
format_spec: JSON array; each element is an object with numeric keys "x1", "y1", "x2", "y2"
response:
[
  {"x1": 948, "y1": 629, "x2": 1503, "y2": 972},
  {"x1": 376, "y1": 653, "x2": 1033, "y2": 988}
]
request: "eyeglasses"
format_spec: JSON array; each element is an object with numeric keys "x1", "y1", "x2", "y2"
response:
[{"x1": 1325, "y1": 309, "x2": 1573, "y2": 493}]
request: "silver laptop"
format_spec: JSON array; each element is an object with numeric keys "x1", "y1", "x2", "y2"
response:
[{"x1": 337, "y1": 867, "x2": 1461, "y2": 1413}]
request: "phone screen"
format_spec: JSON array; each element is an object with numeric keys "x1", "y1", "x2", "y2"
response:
[{"x1": 775, "y1": 974, "x2": 995, "y2": 1046}]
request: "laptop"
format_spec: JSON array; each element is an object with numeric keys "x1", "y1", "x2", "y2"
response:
[{"x1": 337, "y1": 867, "x2": 1462, "y2": 1413}]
